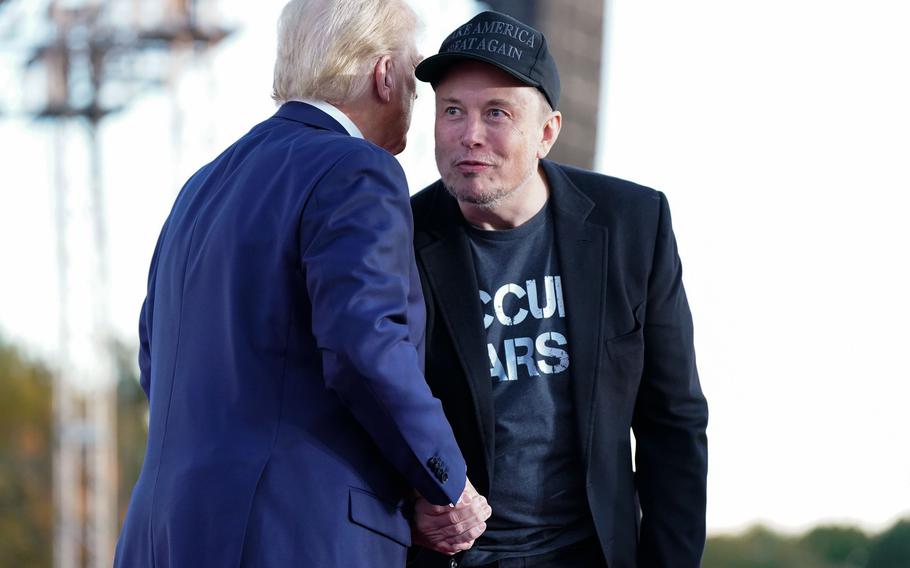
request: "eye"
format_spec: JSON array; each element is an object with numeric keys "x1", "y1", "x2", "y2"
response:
[
  {"x1": 444, "y1": 107, "x2": 461, "y2": 116},
  {"x1": 487, "y1": 108, "x2": 508, "y2": 119}
]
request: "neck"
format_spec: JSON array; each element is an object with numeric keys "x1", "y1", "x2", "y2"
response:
[
  {"x1": 459, "y1": 165, "x2": 549, "y2": 230},
  {"x1": 335, "y1": 102, "x2": 369, "y2": 136},
  {"x1": 339, "y1": 100, "x2": 404, "y2": 154}
]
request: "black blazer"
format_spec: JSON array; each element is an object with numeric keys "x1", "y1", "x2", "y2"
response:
[{"x1": 409, "y1": 160, "x2": 708, "y2": 568}]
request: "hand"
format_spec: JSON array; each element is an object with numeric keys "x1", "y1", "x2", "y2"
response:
[{"x1": 411, "y1": 477, "x2": 492, "y2": 555}]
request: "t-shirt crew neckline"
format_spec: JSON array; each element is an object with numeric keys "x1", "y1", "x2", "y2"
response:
[{"x1": 464, "y1": 200, "x2": 551, "y2": 242}]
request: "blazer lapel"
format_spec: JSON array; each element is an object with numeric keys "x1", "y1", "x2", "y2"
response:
[
  {"x1": 417, "y1": 191, "x2": 496, "y2": 478},
  {"x1": 545, "y1": 161, "x2": 609, "y2": 471}
]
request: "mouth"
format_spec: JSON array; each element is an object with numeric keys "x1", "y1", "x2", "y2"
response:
[{"x1": 455, "y1": 159, "x2": 494, "y2": 174}]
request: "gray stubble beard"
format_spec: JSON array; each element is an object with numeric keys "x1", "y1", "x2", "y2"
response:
[
  {"x1": 443, "y1": 181, "x2": 512, "y2": 210},
  {"x1": 441, "y1": 166, "x2": 536, "y2": 211}
]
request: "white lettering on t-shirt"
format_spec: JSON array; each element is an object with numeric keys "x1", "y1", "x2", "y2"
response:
[{"x1": 482, "y1": 275, "x2": 570, "y2": 382}]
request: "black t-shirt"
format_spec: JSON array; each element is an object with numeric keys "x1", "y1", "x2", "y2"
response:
[{"x1": 462, "y1": 202, "x2": 593, "y2": 565}]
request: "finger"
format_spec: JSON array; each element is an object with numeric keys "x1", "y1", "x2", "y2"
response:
[
  {"x1": 438, "y1": 498, "x2": 491, "y2": 529},
  {"x1": 436, "y1": 521, "x2": 487, "y2": 549},
  {"x1": 416, "y1": 514, "x2": 477, "y2": 539},
  {"x1": 418, "y1": 496, "x2": 487, "y2": 523},
  {"x1": 435, "y1": 540, "x2": 475, "y2": 555},
  {"x1": 459, "y1": 478, "x2": 481, "y2": 503},
  {"x1": 431, "y1": 535, "x2": 479, "y2": 555},
  {"x1": 414, "y1": 497, "x2": 458, "y2": 516},
  {"x1": 412, "y1": 497, "x2": 492, "y2": 546},
  {"x1": 431, "y1": 507, "x2": 491, "y2": 539},
  {"x1": 416, "y1": 509, "x2": 489, "y2": 542}
]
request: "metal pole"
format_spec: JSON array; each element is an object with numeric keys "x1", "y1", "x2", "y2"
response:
[
  {"x1": 85, "y1": 114, "x2": 118, "y2": 567},
  {"x1": 52, "y1": 118, "x2": 79, "y2": 568}
]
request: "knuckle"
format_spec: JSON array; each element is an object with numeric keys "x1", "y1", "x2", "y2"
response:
[{"x1": 457, "y1": 540, "x2": 474, "y2": 551}]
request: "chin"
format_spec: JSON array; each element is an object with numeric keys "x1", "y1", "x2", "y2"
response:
[
  {"x1": 444, "y1": 181, "x2": 505, "y2": 208},
  {"x1": 387, "y1": 137, "x2": 407, "y2": 156}
]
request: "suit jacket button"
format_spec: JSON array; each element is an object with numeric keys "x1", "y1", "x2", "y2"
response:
[{"x1": 449, "y1": 558, "x2": 458, "y2": 568}]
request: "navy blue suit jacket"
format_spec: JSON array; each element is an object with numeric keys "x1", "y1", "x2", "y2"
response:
[{"x1": 115, "y1": 102, "x2": 466, "y2": 567}]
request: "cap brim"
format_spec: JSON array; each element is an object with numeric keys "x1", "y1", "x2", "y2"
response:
[{"x1": 415, "y1": 52, "x2": 541, "y2": 89}]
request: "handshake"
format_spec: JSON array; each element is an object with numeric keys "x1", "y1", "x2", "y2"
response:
[{"x1": 411, "y1": 478, "x2": 493, "y2": 555}]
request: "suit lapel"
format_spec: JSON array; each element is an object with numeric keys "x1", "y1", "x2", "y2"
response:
[
  {"x1": 417, "y1": 190, "x2": 496, "y2": 477},
  {"x1": 545, "y1": 162, "x2": 609, "y2": 470}
]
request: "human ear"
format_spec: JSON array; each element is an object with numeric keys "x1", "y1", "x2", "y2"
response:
[
  {"x1": 373, "y1": 55, "x2": 394, "y2": 103},
  {"x1": 537, "y1": 111, "x2": 562, "y2": 159}
]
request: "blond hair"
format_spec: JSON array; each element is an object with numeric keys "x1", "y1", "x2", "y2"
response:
[{"x1": 272, "y1": 0, "x2": 417, "y2": 105}]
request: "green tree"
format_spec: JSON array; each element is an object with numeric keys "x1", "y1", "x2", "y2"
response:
[
  {"x1": 0, "y1": 338, "x2": 53, "y2": 567},
  {"x1": 867, "y1": 519, "x2": 910, "y2": 568},
  {"x1": 800, "y1": 525, "x2": 870, "y2": 567},
  {"x1": 703, "y1": 525, "x2": 827, "y2": 568}
]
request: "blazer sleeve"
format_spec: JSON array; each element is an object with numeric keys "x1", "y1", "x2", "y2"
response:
[
  {"x1": 632, "y1": 192, "x2": 709, "y2": 566},
  {"x1": 298, "y1": 145, "x2": 466, "y2": 506}
]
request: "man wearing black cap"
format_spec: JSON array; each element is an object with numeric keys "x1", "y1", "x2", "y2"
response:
[{"x1": 407, "y1": 10, "x2": 708, "y2": 568}]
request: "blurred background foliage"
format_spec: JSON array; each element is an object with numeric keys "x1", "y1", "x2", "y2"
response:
[
  {"x1": 701, "y1": 520, "x2": 910, "y2": 567},
  {"x1": 2, "y1": 333, "x2": 909, "y2": 566},
  {"x1": 0, "y1": 336, "x2": 146, "y2": 567}
]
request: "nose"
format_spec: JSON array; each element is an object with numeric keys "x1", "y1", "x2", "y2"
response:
[{"x1": 460, "y1": 114, "x2": 485, "y2": 149}]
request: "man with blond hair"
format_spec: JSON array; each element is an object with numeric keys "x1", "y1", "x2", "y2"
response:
[{"x1": 114, "y1": 1, "x2": 490, "y2": 566}]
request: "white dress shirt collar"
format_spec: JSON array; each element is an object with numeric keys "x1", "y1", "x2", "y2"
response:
[{"x1": 293, "y1": 99, "x2": 364, "y2": 139}]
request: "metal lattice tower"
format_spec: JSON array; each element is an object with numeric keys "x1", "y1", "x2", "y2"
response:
[{"x1": 0, "y1": 1, "x2": 231, "y2": 565}]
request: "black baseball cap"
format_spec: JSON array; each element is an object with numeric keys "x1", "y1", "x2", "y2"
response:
[{"x1": 415, "y1": 11, "x2": 561, "y2": 110}]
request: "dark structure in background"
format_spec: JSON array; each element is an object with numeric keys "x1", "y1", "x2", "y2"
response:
[{"x1": 483, "y1": 0, "x2": 605, "y2": 169}]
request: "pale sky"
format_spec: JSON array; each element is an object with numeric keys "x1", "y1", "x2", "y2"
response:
[
  {"x1": 599, "y1": 0, "x2": 910, "y2": 534},
  {"x1": 1, "y1": 0, "x2": 908, "y2": 535}
]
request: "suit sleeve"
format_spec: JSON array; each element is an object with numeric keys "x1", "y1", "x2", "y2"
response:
[
  {"x1": 633, "y1": 192, "x2": 709, "y2": 566},
  {"x1": 299, "y1": 145, "x2": 466, "y2": 506}
]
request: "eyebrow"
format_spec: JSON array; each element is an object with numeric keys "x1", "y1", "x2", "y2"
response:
[{"x1": 439, "y1": 96, "x2": 518, "y2": 108}]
